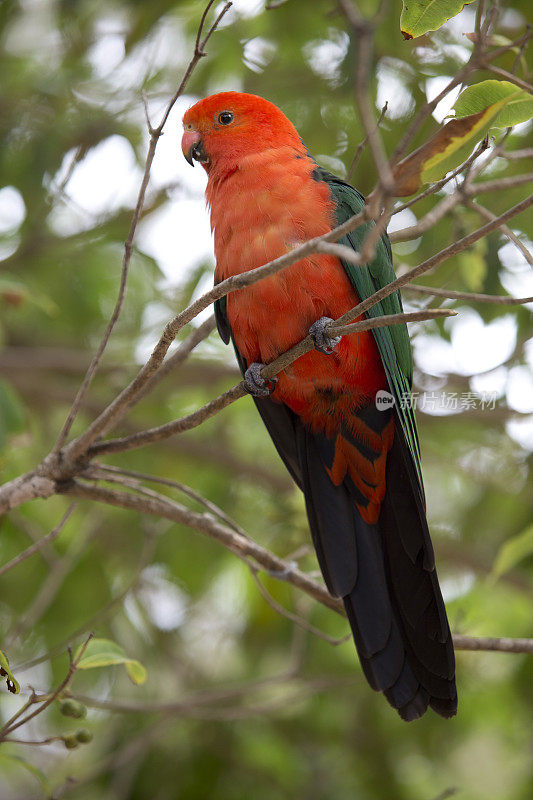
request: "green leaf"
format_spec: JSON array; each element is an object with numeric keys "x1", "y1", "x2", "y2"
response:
[
  {"x1": 400, "y1": 0, "x2": 471, "y2": 39},
  {"x1": 0, "y1": 648, "x2": 20, "y2": 694},
  {"x1": 74, "y1": 638, "x2": 147, "y2": 685},
  {"x1": 454, "y1": 80, "x2": 533, "y2": 129},
  {"x1": 491, "y1": 524, "x2": 533, "y2": 582},
  {"x1": 125, "y1": 660, "x2": 148, "y2": 685},
  {"x1": 0, "y1": 754, "x2": 51, "y2": 797},
  {"x1": 393, "y1": 95, "x2": 513, "y2": 195}
]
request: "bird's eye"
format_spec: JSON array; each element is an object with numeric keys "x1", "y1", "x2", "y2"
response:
[{"x1": 217, "y1": 111, "x2": 234, "y2": 126}]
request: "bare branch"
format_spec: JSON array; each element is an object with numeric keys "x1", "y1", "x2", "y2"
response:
[
  {"x1": 53, "y1": 0, "x2": 231, "y2": 452},
  {"x1": 453, "y1": 635, "x2": 533, "y2": 654},
  {"x1": 347, "y1": 102, "x2": 388, "y2": 181},
  {"x1": 405, "y1": 285, "x2": 533, "y2": 305},
  {"x1": 505, "y1": 148, "x2": 533, "y2": 160},
  {"x1": 89, "y1": 463, "x2": 248, "y2": 536},
  {"x1": 332, "y1": 308, "x2": 456, "y2": 337},
  {"x1": 122, "y1": 314, "x2": 217, "y2": 408},
  {"x1": 54, "y1": 479, "x2": 533, "y2": 658},
  {"x1": 88, "y1": 310, "x2": 454, "y2": 456},
  {"x1": 466, "y1": 198, "x2": 533, "y2": 266},
  {"x1": 484, "y1": 63, "x2": 533, "y2": 94},
  {"x1": 0, "y1": 471, "x2": 56, "y2": 515},
  {"x1": 389, "y1": 192, "x2": 459, "y2": 243},
  {"x1": 470, "y1": 172, "x2": 533, "y2": 196},
  {"x1": 60, "y1": 479, "x2": 345, "y2": 615},
  {"x1": 89, "y1": 383, "x2": 246, "y2": 456}
]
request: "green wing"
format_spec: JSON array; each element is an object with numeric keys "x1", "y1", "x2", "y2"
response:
[{"x1": 313, "y1": 167, "x2": 423, "y2": 490}]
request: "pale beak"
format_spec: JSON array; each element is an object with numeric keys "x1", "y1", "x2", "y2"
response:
[{"x1": 181, "y1": 129, "x2": 209, "y2": 167}]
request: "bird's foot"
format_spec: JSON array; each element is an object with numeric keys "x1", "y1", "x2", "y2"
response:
[
  {"x1": 244, "y1": 362, "x2": 277, "y2": 397},
  {"x1": 309, "y1": 317, "x2": 341, "y2": 355}
]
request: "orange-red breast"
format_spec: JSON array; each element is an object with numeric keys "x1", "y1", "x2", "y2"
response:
[{"x1": 182, "y1": 92, "x2": 456, "y2": 720}]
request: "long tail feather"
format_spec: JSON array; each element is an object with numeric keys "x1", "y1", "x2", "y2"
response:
[{"x1": 296, "y1": 405, "x2": 457, "y2": 721}]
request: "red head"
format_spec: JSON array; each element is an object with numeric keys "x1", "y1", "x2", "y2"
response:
[{"x1": 181, "y1": 92, "x2": 306, "y2": 175}]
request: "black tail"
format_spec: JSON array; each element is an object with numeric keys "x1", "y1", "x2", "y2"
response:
[
  {"x1": 249, "y1": 392, "x2": 456, "y2": 720},
  {"x1": 295, "y1": 410, "x2": 457, "y2": 721}
]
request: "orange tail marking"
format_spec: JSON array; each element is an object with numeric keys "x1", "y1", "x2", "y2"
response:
[{"x1": 326, "y1": 416, "x2": 395, "y2": 525}]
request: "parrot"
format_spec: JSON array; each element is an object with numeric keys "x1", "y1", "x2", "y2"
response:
[{"x1": 181, "y1": 92, "x2": 457, "y2": 721}]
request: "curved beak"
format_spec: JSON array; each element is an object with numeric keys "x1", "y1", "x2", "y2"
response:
[{"x1": 181, "y1": 129, "x2": 209, "y2": 167}]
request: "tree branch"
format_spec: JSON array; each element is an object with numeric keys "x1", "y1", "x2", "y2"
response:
[
  {"x1": 484, "y1": 63, "x2": 533, "y2": 94},
  {"x1": 404, "y1": 285, "x2": 533, "y2": 305},
  {"x1": 56, "y1": 479, "x2": 533, "y2": 657},
  {"x1": 60, "y1": 479, "x2": 345, "y2": 614},
  {"x1": 88, "y1": 309, "x2": 455, "y2": 456},
  {"x1": 453, "y1": 635, "x2": 533, "y2": 654},
  {"x1": 52, "y1": 0, "x2": 231, "y2": 452}
]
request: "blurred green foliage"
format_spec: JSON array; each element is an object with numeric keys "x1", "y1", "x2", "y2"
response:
[{"x1": 0, "y1": 0, "x2": 532, "y2": 798}]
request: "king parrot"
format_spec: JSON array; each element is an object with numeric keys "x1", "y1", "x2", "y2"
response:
[{"x1": 181, "y1": 92, "x2": 457, "y2": 721}]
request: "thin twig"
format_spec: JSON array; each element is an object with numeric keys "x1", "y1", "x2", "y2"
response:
[
  {"x1": 484, "y1": 63, "x2": 533, "y2": 94},
  {"x1": 404, "y1": 285, "x2": 533, "y2": 305},
  {"x1": 332, "y1": 308, "x2": 456, "y2": 337},
  {"x1": 453, "y1": 635, "x2": 533, "y2": 654},
  {"x1": 390, "y1": 176, "x2": 533, "y2": 243},
  {"x1": 465, "y1": 198, "x2": 533, "y2": 266},
  {"x1": 347, "y1": 102, "x2": 388, "y2": 181},
  {"x1": 336, "y1": 195, "x2": 533, "y2": 323},
  {"x1": 505, "y1": 148, "x2": 533, "y2": 160},
  {"x1": 89, "y1": 463, "x2": 248, "y2": 537},
  {"x1": 89, "y1": 384, "x2": 246, "y2": 456},
  {"x1": 1, "y1": 736, "x2": 63, "y2": 746},
  {"x1": 0, "y1": 505, "x2": 75, "y2": 578},
  {"x1": 249, "y1": 566, "x2": 351, "y2": 646},
  {"x1": 0, "y1": 634, "x2": 93, "y2": 740},
  {"x1": 428, "y1": 789, "x2": 457, "y2": 800}
]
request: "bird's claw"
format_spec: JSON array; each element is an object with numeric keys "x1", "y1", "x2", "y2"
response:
[
  {"x1": 309, "y1": 317, "x2": 341, "y2": 355},
  {"x1": 244, "y1": 362, "x2": 277, "y2": 397}
]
